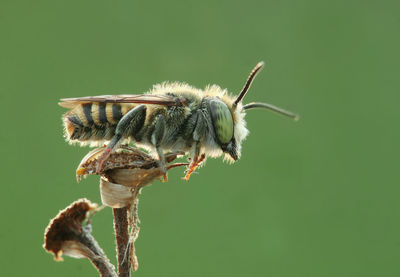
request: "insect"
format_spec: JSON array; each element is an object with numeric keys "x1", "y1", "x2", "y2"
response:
[{"x1": 59, "y1": 61, "x2": 298, "y2": 180}]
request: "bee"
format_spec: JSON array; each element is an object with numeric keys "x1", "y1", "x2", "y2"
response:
[{"x1": 59, "y1": 62, "x2": 298, "y2": 180}]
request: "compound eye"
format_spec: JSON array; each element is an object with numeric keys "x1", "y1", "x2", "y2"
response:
[{"x1": 209, "y1": 99, "x2": 234, "y2": 144}]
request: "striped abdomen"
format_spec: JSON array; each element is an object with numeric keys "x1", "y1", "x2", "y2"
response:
[{"x1": 63, "y1": 103, "x2": 136, "y2": 143}]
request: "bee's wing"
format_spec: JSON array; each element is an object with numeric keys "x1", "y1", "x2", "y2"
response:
[{"x1": 59, "y1": 94, "x2": 180, "y2": 109}]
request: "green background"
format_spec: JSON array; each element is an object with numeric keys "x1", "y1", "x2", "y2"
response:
[{"x1": 1, "y1": 0, "x2": 399, "y2": 276}]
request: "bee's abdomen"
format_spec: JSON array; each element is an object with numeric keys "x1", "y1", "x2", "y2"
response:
[{"x1": 63, "y1": 103, "x2": 135, "y2": 143}]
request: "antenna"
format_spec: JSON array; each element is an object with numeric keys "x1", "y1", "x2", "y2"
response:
[
  {"x1": 233, "y1": 61, "x2": 265, "y2": 107},
  {"x1": 243, "y1": 102, "x2": 299, "y2": 120}
]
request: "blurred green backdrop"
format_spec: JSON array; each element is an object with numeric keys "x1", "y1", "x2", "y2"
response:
[{"x1": 1, "y1": 0, "x2": 399, "y2": 276}]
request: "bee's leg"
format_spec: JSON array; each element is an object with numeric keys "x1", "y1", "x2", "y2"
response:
[
  {"x1": 151, "y1": 114, "x2": 167, "y2": 181},
  {"x1": 183, "y1": 143, "x2": 202, "y2": 181},
  {"x1": 156, "y1": 147, "x2": 167, "y2": 182},
  {"x1": 96, "y1": 105, "x2": 147, "y2": 173},
  {"x1": 184, "y1": 111, "x2": 206, "y2": 180}
]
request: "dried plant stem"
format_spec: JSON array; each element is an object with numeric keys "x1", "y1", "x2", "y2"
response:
[
  {"x1": 113, "y1": 207, "x2": 131, "y2": 277},
  {"x1": 80, "y1": 225, "x2": 118, "y2": 277}
]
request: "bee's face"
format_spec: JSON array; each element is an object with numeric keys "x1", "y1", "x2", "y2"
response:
[{"x1": 208, "y1": 99, "x2": 239, "y2": 160}]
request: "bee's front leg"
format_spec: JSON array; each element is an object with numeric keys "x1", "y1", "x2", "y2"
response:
[
  {"x1": 96, "y1": 105, "x2": 147, "y2": 173},
  {"x1": 151, "y1": 114, "x2": 167, "y2": 181},
  {"x1": 184, "y1": 111, "x2": 206, "y2": 181}
]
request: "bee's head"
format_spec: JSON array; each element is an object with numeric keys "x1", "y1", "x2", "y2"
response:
[
  {"x1": 209, "y1": 61, "x2": 299, "y2": 161},
  {"x1": 208, "y1": 98, "x2": 238, "y2": 161}
]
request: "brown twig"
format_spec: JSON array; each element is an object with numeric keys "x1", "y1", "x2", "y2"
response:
[{"x1": 113, "y1": 207, "x2": 131, "y2": 277}]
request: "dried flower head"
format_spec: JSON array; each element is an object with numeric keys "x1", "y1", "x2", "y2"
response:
[
  {"x1": 76, "y1": 145, "x2": 187, "y2": 187},
  {"x1": 43, "y1": 199, "x2": 117, "y2": 276},
  {"x1": 43, "y1": 199, "x2": 97, "y2": 261}
]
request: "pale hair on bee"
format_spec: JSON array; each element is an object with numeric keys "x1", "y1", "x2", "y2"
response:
[{"x1": 59, "y1": 61, "x2": 298, "y2": 180}]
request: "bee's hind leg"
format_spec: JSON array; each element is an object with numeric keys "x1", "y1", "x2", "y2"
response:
[
  {"x1": 96, "y1": 105, "x2": 147, "y2": 173},
  {"x1": 151, "y1": 114, "x2": 168, "y2": 181}
]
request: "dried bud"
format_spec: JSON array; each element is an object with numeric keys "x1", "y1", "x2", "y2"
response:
[{"x1": 43, "y1": 199, "x2": 97, "y2": 261}]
